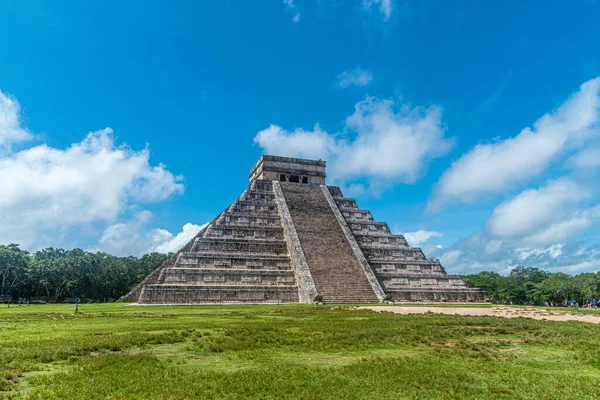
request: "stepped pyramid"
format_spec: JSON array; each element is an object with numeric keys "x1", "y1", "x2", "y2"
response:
[{"x1": 123, "y1": 156, "x2": 484, "y2": 304}]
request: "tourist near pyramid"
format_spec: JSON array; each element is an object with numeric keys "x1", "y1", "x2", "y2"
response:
[{"x1": 122, "y1": 156, "x2": 484, "y2": 304}]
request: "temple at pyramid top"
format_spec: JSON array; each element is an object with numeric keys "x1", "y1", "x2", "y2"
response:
[
  {"x1": 249, "y1": 155, "x2": 327, "y2": 185},
  {"x1": 122, "y1": 155, "x2": 484, "y2": 305}
]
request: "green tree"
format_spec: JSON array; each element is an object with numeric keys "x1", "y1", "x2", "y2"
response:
[
  {"x1": 508, "y1": 266, "x2": 549, "y2": 304},
  {"x1": 0, "y1": 244, "x2": 29, "y2": 296}
]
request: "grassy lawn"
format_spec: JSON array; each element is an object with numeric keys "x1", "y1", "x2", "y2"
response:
[{"x1": 1, "y1": 303, "x2": 599, "y2": 399}]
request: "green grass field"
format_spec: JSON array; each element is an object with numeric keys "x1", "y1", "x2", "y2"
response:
[{"x1": 1, "y1": 303, "x2": 599, "y2": 399}]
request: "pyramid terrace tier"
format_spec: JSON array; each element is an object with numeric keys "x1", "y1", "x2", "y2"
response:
[
  {"x1": 216, "y1": 212, "x2": 282, "y2": 227},
  {"x1": 369, "y1": 260, "x2": 446, "y2": 274},
  {"x1": 347, "y1": 221, "x2": 392, "y2": 235},
  {"x1": 176, "y1": 252, "x2": 292, "y2": 270},
  {"x1": 204, "y1": 225, "x2": 284, "y2": 240},
  {"x1": 380, "y1": 275, "x2": 473, "y2": 290},
  {"x1": 362, "y1": 247, "x2": 428, "y2": 261},
  {"x1": 242, "y1": 190, "x2": 275, "y2": 202},
  {"x1": 354, "y1": 233, "x2": 409, "y2": 248},
  {"x1": 230, "y1": 200, "x2": 279, "y2": 215},
  {"x1": 139, "y1": 284, "x2": 299, "y2": 304},
  {"x1": 333, "y1": 197, "x2": 359, "y2": 211},
  {"x1": 340, "y1": 209, "x2": 374, "y2": 222},
  {"x1": 158, "y1": 268, "x2": 296, "y2": 286},
  {"x1": 384, "y1": 288, "x2": 485, "y2": 302},
  {"x1": 375, "y1": 272, "x2": 463, "y2": 279},
  {"x1": 189, "y1": 237, "x2": 288, "y2": 255}
]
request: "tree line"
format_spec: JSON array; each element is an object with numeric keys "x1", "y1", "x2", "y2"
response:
[
  {"x1": 462, "y1": 266, "x2": 600, "y2": 305},
  {"x1": 2, "y1": 243, "x2": 599, "y2": 304},
  {"x1": 0, "y1": 244, "x2": 170, "y2": 301}
]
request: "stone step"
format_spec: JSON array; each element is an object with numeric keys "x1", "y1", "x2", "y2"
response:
[
  {"x1": 354, "y1": 234, "x2": 409, "y2": 247},
  {"x1": 180, "y1": 251, "x2": 289, "y2": 260},
  {"x1": 376, "y1": 272, "x2": 462, "y2": 279},
  {"x1": 334, "y1": 200, "x2": 359, "y2": 211},
  {"x1": 341, "y1": 209, "x2": 373, "y2": 217},
  {"x1": 358, "y1": 243, "x2": 411, "y2": 250},
  {"x1": 244, "y1": 188, "x2": 275, "y2": 196},
  {"x1": 205, "y1": 226, "x2": 284, "y2": 240},
  {"x1": 177, "y1": 252, "x2": 291, "y2": 270},
  {"x1": 280, "y1": 183, "x2": 379, "y2": 304},
  {"x1": 363, "y1": 248, "x2": 427, "y2": 261},
  {"x1": 386, "y1": 288, "x2": 485, "y2": 302},
  {"x1": 159, "y1": 268, "x2": 296, "y2": 285},
  {"x1": 348, "y1": 222, "x2": 391, "y2": 235},
  {"x1": 139, "y1": 284, "x2": 299, "y2": 304},
  {"x1": 217, "y1": 213, "x2": 282, "y2": 227},
  {"x1": 192, "y1": 237, "x2": 286, "y2": 251},
  {"x1": 369, "y1": 259, "x2": 443, "y2": 265},
  {"x1": 233, "y1": 196, "x2": 276, "y2": 205},
  {"x1": 231, "y1": 203, "x2": 279, "y2": 215},
  {"x1": 250, "y1": 180, "x2": 274, "y2": 191}
]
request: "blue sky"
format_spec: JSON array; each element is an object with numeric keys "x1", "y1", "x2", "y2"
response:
[{"x1": 0, "y1": 0, "x2": 599, "y2": 274}]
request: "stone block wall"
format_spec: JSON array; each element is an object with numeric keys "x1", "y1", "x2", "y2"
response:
[
  {"x1": 328, "y1": 186, "x2": 484, "y2": 302},
  {"x1": 135, "y1": 179, "x2": 300, "y2": 304}
]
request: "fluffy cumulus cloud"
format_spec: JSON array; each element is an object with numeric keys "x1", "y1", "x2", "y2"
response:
[
  {"x1": 283, "y1": 0, "x2": 300, "y2": 23},
  {"x1": 336, "y1": 68, "x2": 373, "y2": 89},
  {"x1": 0, "y1": 89, "x2": 184, "y2": 251},
  {"x1": 92, "y1": 211, "x2": 206, "y2": 257},
  {"x1": 0, "y1": 90, "x2": 32, "y2": 149},
  {"x1": 254, "y1": 96, "x2": 453, "y2": 191},
  {"x1": 363, "y1": 0, "x2": 393, "y2": 21},
  {"x1": 253, "y1": 123, "x2": 334, "y2": 161},
  {"x1": 403, "y1": 230, "x2": 442, "y2": 246},
  {"x1": 428, "y1": 77, "x2": 600, "y2": 212},
  {"x1": 486, "y1": 178, "x2": 592, "y2": 240},
  {"x1": 425, "y1": 178, "x2": 600, "y2": 274},
  {"x1": 428, "y1": 232, "x2": 600, "y2": 275},
  {"x1": 568, "y1": 145, "x2": 600, "y2": 169}
]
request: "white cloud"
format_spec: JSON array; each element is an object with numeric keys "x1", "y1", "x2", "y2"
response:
[
  {"x1": 254, "y1": 123, "x2": 334, "y2": 161},
  {"x1": 428, "y1": 77, "x2": 600, "y2": 212},
  {"x1": 486, "y1": 178, "x2": 591, "y2": 239},
  {"x1": 0, "y1": 89, "x2": 184, "y2": 251},
  {"x1": 339, "y1": 98, "x2": 453, "y2": 183},
  {"x1": 283, "y1": 0, "x2": 300, "y2": 23},
  {"x1": 93, "y1": 211, "x2": 206, "y2": 256},
  {"x1": 521, "y1": 205, "x2": 600, "y2": 246},
  {"x1": 403, "y1": 230, "x2": 442, "y2": 246},
  {"x1": 0, "y1": 90, "x2": 31, "y2": 149},
  {"x1": 336, "y1": 68, "x2": 373, "y2": 89},
  {"x1": 516, "y1": 244, "x2": 563, "y2": 260},
  {"x1": 483, "y1": 177, "x2": 600, "y2": 247},
  {"x1": 427, "y1": 232, "x2": 600, "y2": 275},
  {"x1": 254, "y1": 96, "x2": 453, "y2": 191},
  {"x1": 363, "y1": 0, "x2": 393, "y2": 21},
  {"x1": 153, "y1": 222, "x2": 207, "y2": 254},
  {"x1": 568, "y1": 145, "x2": 600, "y2": 169}
]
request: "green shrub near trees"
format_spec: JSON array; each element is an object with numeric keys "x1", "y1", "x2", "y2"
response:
[
  {"x1": 0, "y1": 244, "x2": 170, "y2": 301},
  {"x1": 462, "y1": 266, "x2": 600, "y2": 304}
]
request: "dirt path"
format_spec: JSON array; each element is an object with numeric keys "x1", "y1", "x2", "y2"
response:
[{"x1": 358, "y1": 306, "x2": 600, "y2": 324}]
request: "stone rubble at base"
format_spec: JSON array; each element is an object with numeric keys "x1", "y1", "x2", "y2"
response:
[{"x1": 121, "y1": 155, "x2": 484, "y2": 304}]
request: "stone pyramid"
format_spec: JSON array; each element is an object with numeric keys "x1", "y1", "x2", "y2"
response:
[{"x1": 123, "y1": 156, "x2": 484, "y2": 304}]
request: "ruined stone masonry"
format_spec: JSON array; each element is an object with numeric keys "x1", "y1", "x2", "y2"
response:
[{"x1": 122, "y1": 155, "x2": 484, "y2": 304}]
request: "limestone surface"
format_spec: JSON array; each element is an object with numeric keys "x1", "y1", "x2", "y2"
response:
[{"x1": 122, "y1": 155, "x2": 484, "y2": 304}]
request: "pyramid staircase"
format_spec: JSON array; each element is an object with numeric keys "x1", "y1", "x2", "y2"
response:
[{"x1": 280, "y1": 183, "x2": 379, "y2": 303}]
